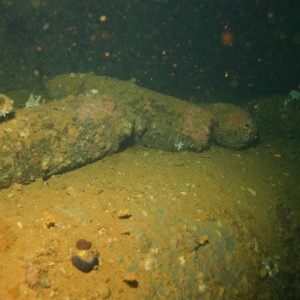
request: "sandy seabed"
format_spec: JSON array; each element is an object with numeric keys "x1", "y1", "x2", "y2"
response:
[{"x1": 0, "y1": 137, "x2": 299, "y2": 299}]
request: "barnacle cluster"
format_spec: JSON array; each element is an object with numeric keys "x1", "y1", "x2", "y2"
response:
[{"x1": 0, "y1": 93, "x2": 14, "y2": 119}]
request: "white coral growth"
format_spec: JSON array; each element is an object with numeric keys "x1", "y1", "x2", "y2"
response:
[
  {"x1": 25, "y1": 94, "x2": 42, "y2": 108},
  {"x1": 0, "y1": 93, "x2": 14, "y2": 118}
]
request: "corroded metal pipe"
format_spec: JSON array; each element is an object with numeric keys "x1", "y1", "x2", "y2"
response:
[{"x1": 0, "y1": 74, "x2": 257, "y2": 189}]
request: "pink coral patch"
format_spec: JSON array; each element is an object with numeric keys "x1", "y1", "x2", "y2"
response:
[
  {"x1": 180, "y1": 105, "x2": 213, "y2": 142},
  {"x1": 77, "y1": 97, "x2": 116, "y2": 121}
]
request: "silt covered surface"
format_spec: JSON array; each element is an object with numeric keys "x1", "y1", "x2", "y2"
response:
[{"x1": 0, "y1": 139, "x2": 299, "y2": 299}]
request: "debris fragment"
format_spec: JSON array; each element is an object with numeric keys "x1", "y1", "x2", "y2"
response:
[
  {"x1": 123, "y1": 272, "x2": 138, "y2": 288},
  {"x1": 118, "y1": 209, "x2": 131, "y2": 219},
  {"x1": 43, "y1": 212, "x2": 55, "y2": 228},
  {"x1": 198, "y1": 235, "x2": 209, "y2": 246}
]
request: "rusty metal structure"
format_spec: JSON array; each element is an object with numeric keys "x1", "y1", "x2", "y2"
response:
[{"x1": 0, "y1": 74, "x2": 257, "y2": 189}]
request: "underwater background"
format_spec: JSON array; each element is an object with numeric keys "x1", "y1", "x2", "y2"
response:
[
  {"x1": 1, "y1": 0, "x2": 299, "y2": 101},
  {"x1": 0, "y1": 1, "x2": 299, "y2": 299}
]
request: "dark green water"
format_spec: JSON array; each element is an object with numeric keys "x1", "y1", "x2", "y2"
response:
[{"x1": 1, "y1": 0, "x2": 299, "y2": 102}]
